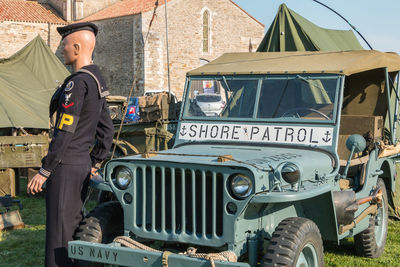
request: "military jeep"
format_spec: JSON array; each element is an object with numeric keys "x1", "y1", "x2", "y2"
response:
[{"x1": 69, "y1": 51, "x2": 400, "y2": 266}]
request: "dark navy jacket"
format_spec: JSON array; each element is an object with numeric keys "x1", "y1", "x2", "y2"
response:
[{"x1": 39, "y1": 65, "x2": 114, "y2": 178}]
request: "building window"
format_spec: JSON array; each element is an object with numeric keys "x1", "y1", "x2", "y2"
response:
[{"x1": 202, "y1": 10, "x2": 209, "y2": 53}]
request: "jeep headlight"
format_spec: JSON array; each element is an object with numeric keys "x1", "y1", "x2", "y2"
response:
[
  {"x1": 114, "y1": 166, "x2": 133, "y2": 190},
  {"x1": 281, "y1": 163, "x2": 300, "y2": 184},
  {"x1": 230, "y1": 174, "x2": 253, "y2": 199}
]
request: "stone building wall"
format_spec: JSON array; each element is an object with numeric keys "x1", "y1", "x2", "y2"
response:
[
  {"x1": 46, "y1": 0, "x2": 121, "y2": 21},
  {"x1": 0, "y1": 21, "x2": 63, "y2": 58},
  {"x1": 45, "y1": 0, "x2": 64, "y2": 16},
  {"x1": 79, "y1": 0, "x2": 120, "y2": 20},
  {"x1": 140, "y1": 0, "x2": 265, "y2": 99},
  {"x1": 92, "y1": 16, "x2": 141, "y2": 96}
]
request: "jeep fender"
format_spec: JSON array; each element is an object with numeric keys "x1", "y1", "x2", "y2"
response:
[
  {"x1": 252, "y1": 187, "x2": 338, "y2": 243},
  {"x1": 89, "y1": 178, "x2": 112, "y2": 192},
  {"x1": 362, "y1": 150, "x2": 395, "y2": 195},
  {"x1": 379, "y1": 159, "x2": 395, "y2": 193}
]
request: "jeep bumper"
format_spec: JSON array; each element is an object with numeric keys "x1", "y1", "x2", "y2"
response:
[{"x1": 69, "y1": 240, "x2": 249, "y2": 267}]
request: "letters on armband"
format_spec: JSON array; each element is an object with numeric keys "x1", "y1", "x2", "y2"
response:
[{"x1": 57, "y1": 113, "x2": 79, "y2": 133}]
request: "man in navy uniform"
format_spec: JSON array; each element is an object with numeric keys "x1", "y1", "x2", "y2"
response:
[{"x1": 27, "y1": 22, "x2": 114, "y2": 267}]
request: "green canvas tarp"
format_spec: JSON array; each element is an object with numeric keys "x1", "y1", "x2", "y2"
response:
[
  {"x1": 188, "y1": 51, "x2": 400, "y2": 76},
  {"x1": 0, "y1": 35, "x2": 69, "y2": 129},
  {"x1": 257, "y1": 4, "x2": 364, "y2": 52}
]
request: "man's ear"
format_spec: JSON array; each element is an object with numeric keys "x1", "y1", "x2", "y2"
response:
[{"x1": 73, "y1": 43, "x2": 81, "y2": 55}]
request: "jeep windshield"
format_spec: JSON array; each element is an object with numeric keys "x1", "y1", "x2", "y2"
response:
[{"x1": 182, "y1": 75, "x2": 341, "y2": 123}]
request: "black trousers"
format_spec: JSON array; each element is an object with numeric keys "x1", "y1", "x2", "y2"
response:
[{"x1": 45, "y1": 163, "x2": 91, "y2": 267}]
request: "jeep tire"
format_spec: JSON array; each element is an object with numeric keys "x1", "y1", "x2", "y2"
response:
[
  {"x1": 262, "y1": 217, "x2": 324, "y2": 267},
  {"x1": 354, "y1": 178, "x2": 388, "y2": 258},
  {"x1": 74, "y1": 201, "x2": 123, "y2": 266}
]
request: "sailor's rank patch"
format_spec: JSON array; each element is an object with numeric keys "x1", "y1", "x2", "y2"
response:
[
  {"x1": 57, "y1": 113, "x2": 79, "y2": 133},
  {"x1": 62, "y1": 102, "x2": 74, "y2": 109},
  {"x1": 65, "y1": 81, "x2": 74, "y2": 92},
  {"x1": 64, "y1": 92, "x2": 72, "y2": 105}
]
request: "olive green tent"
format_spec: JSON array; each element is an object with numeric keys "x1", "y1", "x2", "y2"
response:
[
  {"x1": 0, "y1": 35, "x2": 69, "y2": 129},
  {"x1": 257, "y1": 4, "x2": 364, "y2": 52}
]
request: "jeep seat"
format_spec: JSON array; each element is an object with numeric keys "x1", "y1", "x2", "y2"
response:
[
  {"x1": 338, "y1": 115, "x2": 383, "y2": 182},
  {"x1": 338, "y1": 115, "x2": 383, "y2": 162}
]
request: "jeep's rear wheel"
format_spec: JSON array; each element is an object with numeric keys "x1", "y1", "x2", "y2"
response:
[
  {"x1": 74, "y1": 201, "x2": 123, "y2": 267},
  {"x1": 262, "y1": 217, "x2": 324, "y2": 267},
  {"x1": 354, "y1": 178, "x2": 388, "y2": 258}
]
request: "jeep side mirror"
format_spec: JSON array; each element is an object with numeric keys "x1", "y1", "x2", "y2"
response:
[
  {"x1": 342, "y1": 134, "x2": 367, "y2": 178},
  {"x1": 346, "y1": 134, "x2": 367, "y2": 153}
]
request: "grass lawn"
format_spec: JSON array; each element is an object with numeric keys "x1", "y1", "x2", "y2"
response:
[
  {"x1": 0, "y1": 181, "x2": 46, "y2": 267},
  {"x1": 1, "y1": 178, "x2": 399, "y2": 266}
]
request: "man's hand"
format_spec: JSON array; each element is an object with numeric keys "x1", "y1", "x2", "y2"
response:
[
  {"x1": 90, "y1": 167, "x2": 98, "y2": 178},
  {"x1": 27, "y1": 173, "x2": 47, "y2": 195}
]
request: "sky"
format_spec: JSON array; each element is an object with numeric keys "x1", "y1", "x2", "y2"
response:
[{"x1": 232, "y1": 0, "x2": 400, "y2": 53}]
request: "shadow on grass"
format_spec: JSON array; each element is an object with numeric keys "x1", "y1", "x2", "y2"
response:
[
  {"x1": 324, "y1": 238, "x2": 356, "y2": 256},
  {"x1": 323, "y1": 221, "x2": 400, "y2": 267}
]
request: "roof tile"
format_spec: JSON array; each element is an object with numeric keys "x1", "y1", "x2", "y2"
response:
[
  {"x1": 0, "y1": 0, "x2": 65, "y2": 24},
  {"x1": 81, "y1": 0, "x2": 170, "y2": 22}
]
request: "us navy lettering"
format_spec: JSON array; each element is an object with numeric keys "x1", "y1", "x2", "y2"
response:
[
  {"x1": 89, "y1": 248, "x2": 118, "y2": 261},
  {"x1": 70, "y1": 245, "x2": 84, "y2": 256},
  {"x1": 70, "y1": 245, "x2": 118, "y2": 262}
]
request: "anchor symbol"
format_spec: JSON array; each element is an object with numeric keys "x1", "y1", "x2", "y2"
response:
[
  {"x1": 322, "y1": 131, "x2": 332, "y2": 143},
  {"x1": 180, "y1": 125, "x2": 187, "y2": 136}
]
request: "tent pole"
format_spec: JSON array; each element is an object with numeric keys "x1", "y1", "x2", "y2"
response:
[{"x1": 311, "y1": 0, "x2": 373, "y2": 50}]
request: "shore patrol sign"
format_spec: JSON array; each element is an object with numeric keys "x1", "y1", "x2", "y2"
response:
[{"x1": 179, "y1": 123, "x2": 333, "y2": 146}]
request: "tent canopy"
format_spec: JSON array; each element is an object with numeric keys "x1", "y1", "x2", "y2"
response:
[
  {"x1": 187, "y1": 50, "x2": 400, "y2": 76},
  {"x1": 0, "y1": 36, "x2": 69, "y2": 129},
  {"x1": 257, "y1": 4, "x2": 364, "y2": 52}
]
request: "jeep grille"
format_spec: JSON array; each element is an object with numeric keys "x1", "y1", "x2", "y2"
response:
[{"x1": 127, "y1": 164, "x2": 227, "y2": 245}]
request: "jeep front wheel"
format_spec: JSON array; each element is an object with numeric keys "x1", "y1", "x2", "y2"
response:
[
  {"x1": 354, "y1": 178, "x2": 388, "y2": 258},
  {"x1": 262, "y1": 217, "x2": 324, "y2": 267},
  {"x1": 74, "y1": 201, "x2": 123, "y2": 266}
]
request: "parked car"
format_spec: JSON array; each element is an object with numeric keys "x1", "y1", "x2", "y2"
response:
[{"x1": 195, "y1": 93, "x2": 225, "y2": 116}]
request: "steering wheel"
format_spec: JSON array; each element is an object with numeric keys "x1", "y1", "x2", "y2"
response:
[{"x1": 281, "y1": 107, "x2": 330, "y2": 120}]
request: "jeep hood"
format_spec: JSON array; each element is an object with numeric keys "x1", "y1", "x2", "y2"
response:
[{"x1": 120, "y1": 144, "x2": 335, "y2": 177}]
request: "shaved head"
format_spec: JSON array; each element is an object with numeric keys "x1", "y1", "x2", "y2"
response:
[
  {"x1": 69, "y1": 30, "x2": 96, "y2": 54},
  {"x1": 62, "y1": 30, "x2": 96, "y2": 71}
]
